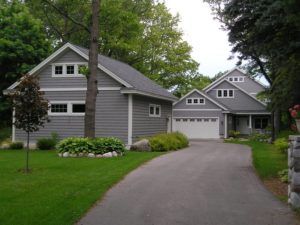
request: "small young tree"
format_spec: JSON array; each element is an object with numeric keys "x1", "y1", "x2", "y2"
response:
[{"x1": 10, "y1": 74, "x2": 49, "y2": 173}]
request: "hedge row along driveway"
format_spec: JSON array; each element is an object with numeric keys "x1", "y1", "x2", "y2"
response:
[{"x1": 0, "y1": 150, "x2": 163, "y2": 225}]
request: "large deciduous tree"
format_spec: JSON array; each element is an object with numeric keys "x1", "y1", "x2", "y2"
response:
[
  {"x1": 10, "y1": 74, "x2": 49, "y2": 173},
  {"x1": 0, "y1": 0, "x2": 50, "y2": 124}
]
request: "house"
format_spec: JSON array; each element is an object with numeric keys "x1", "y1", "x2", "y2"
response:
[
  {"x1": 172, "y1": 68, "x2": 270, "y2": 139},
  {"x1": 5, "y1": 43, "x2": 177, "y2": 146}
]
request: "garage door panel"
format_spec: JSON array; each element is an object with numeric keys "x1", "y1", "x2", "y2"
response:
[{"x1": 173, "y1": 118, "x2": 219, "y2": 139}]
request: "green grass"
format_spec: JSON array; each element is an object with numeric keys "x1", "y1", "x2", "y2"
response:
[
  {"x1": 0, "y1": 150, "x2": 163, "y2": 225},
  {"x1": 225, "y1": 140, "x2": 287, "y2": 179}
]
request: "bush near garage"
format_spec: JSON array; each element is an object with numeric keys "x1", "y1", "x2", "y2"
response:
[{"x1": 149, "y1": 132, "x2": 189, "y2": 152}]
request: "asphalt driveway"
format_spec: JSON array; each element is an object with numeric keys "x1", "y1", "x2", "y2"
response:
[{"x1": 77, "y1": 141, "x2": 300, "y2": 225}]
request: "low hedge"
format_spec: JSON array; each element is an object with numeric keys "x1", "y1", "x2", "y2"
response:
[
  {"x1": 37, "y1": 133, "x2": 59, "y2": 150},
  {"x1": 56, "y1": 137, "x2": 126, "y2": 154},
  {"x1": 9, "y1": 142, "x2": 24, "y2": 149},
  {"x1": 149, "y1": 132, "x2": 189, "y2": 152}
]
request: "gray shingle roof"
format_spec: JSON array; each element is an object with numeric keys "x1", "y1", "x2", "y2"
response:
[{"x1": 72, "y1": 44, "x2": 177, "y2": 101}]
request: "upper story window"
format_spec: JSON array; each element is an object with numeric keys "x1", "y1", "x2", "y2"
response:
[
  {"x1": 186, "y1": 98, "x2": 205, "y2": 105},
  {"x1": 52, "y1": 63, "x2": 87, "y2": 77},
  {"x1": 217, "y1": 89, "x2": 234, "y2": 98},
  {"x1": 149, "y1": 104, "x2": 161, "y2": 117},
  {"x1": 228, "y1": 76, "x2": 244, "y2": 82},
  {"x1": 49, "y1": 101, "x2": 85, "y2": 116}
]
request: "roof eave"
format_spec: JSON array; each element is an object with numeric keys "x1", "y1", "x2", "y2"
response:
[{"x1": 120, "y1": 89, "x2": 178, "y2": 102}]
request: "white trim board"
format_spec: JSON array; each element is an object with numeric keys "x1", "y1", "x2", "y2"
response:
[
  {"x1": 127, "y1": 94, "x2": 133, "y2": 145},
  {"x1": 234, "y1": 112, "x2": 271, "y2": 115},
  {"x1": 173, "y1": 89, "x2": 228, "y2": 110},
  {"x1": 173, "y1": 109, "x2": 222, "y2": 111},
  {"x1": 121, "y1": 89, "x2": 177, "y2": 102}
]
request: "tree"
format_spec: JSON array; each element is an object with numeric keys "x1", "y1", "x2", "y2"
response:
[
  {"x1": 10, "y1": 74, "x2": 49, "y2": 173},
  {"x1": 0, "y1": 0, "x2": 51, "y2": 124},
  {"x1": 26, "y1": 0, "x2": 199, "y2": 93}
]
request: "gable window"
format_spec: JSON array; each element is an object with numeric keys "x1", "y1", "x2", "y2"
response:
[
  {"x1": 149, "y1": 104, "x2": 161, "y2": 117},
  {"x1": 216, "y1": 89, "x2": 234, "y2": 98},
  {"x1": 186, "y1": 98, "x2": 205, "y2": 105},
  {"x1": 72, "y1": 104, "x2": 85, "y2": 113},
  {"x1": 54, "y1": 65, "x2": 63, "y2": 75},
  {"x1": 228, "y1": 77, "x2": 233, "y2": 81},
  {"x1": 66, "y1": 65, "x2": 75, "y2": 75},
  {"x1": 239, "y1": 77, "x2": 244, "y2": 82},
  {"x1": 234, "y1": 77, "x2": 238, "y2": 82},
  {"x1": 254, "y1": 118, "x2": 269, "y2": 129},
  {"x1": 52, "y1": 63, "x2": 87, "y2": 77},
  {"x1": 228, "y1": 76, "x2": 244, "y2": 82}
]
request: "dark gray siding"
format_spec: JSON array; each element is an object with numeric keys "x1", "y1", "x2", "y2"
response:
[
  {"x1": 38, "y1": 49, "x2": 122, "y2": 88},
  {"x1": 172, "y1": 110, "x2": 225, "y2": 135},
  {"x1": 174, "y1": 91, "x2": 222, "y2": 110},
  {"x1": 207, "y1": 81, "x2": 266, "y2": 111},
  {"x1": 132, "y1": 95, "x2": 172, "y2": 142},
  {"x1": 15, "y1": 90, "x2": 129, "y2": 144}
]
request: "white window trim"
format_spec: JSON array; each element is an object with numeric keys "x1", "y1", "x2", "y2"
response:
[
  {"x1": 216, "y1": 89, "x2": 235, "y2": 98},
  {"x1": 49, "y1": 101, "x2": 85, "y2": 116},
  {"x1": 51, "y1": 62, "x2": 87, "y2": 77},
  {"x1": 186, "y1": 98, "x2": 205, "y2": 105},
  {"x1": 149, "y1": 104, "x2": 161, "y2": 117},
  {"x1": 227, "y1": 76, "x2": 244, "y2": 82}
]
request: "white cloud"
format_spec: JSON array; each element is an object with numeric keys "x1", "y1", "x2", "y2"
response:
[{"x1": 163, "y1": 0, "x2": 238, "y2": 77}]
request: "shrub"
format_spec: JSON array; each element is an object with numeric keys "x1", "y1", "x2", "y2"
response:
[
  {"x1": 274, "y1": 138, "x2": 289, "y2": 154},
  {"x1": 249, "y1": 132, "x2": 270, "y2": 142},
  {"x1": 9, "y1": 142, "x2": 24, "y2": 149},
  {"x1": 278, "y1": 169, "x2": 288, "y2": 183},
  {"x1": 92, "y1": 137, "x2": 125, "y2": 154},
  {"x1": 149, "y1": 132, "x2": 189, "y2": 152},
  {"x1": 56, "y1": 136, "x2": 125, "y2": 154},
  {"x1": 229, "y1": 130, "x2": 240, "y2": 138},
  {"x1": 37, "y1": 132, "x2": 59, "y2": 150},
  {"x1": 56, "y1": 137, "x2": 94, "y2": 154}
]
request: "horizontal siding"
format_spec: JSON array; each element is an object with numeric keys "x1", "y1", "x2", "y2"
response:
[
  {"x1": 15, "y1": 90, "x2": 128, "y2": 144},
  {"x1": 38, "y1": 49, "x2": 122, "y2": 88},
  {"x1": 174, "y1": 91, "x2": 222, "y2": 110},
  {"x1": 132, "y1": 96, "x2": 172, "y2": 142},
  {"x1": 172, "y1": 110, "x2": 224, "y2": 135}
]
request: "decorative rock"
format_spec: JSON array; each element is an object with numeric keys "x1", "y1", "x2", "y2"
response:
[
  {"x1": 103, "y1": 152, "x2": 113, "y2": 158},
  {"x1": 96, "y1": 154, "x2": 103, "y2": 158},
  {"x1": 58, "y1": 153, "x2": 63, "y2": 157},
  {"x1": 62, "y1": 152, "x2": 70, "y2": 158},
  {"x1": 112, "y1": 151, "x2": 118, "y2": 157},
  {"x1": 88, "y1": 153, "x2": 95, "y2": 158},
  {"x1": 290, "y1": 192, "x2": 300, "y2": 208},
  {"x1": 78, "y1": 153, "x2": 85, "y2": 157},
  {"x1": 130, "y1": 139, "x2": 151, "y2": 152},
  {"x1": 70, "y1": 153, "x2": 77, "y2": 157}
]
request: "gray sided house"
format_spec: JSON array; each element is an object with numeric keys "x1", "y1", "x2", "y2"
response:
[
  {"x1": 172, "y1": 68, "x2": 270, "y2": 139},
  {"x1": 5, "y1": 43, "x2": 177, "y2": 146}
]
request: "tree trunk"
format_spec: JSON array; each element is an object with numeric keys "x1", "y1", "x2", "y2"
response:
[
  {"x1": 26, "y1": 131, "x2": 29, "y2": 173},
  {"x1": 84, "y1": 0, "x2": 100, "y2": 138},
  {"x1": 274, "y1": 109, "x2": 281, "y2": 135},
  {"x1": 271, "y1": 111, "x2": 275, "y2": 142}
]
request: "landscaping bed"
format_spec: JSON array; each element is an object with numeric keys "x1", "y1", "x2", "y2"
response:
[{"x1": 0, "y1": 149, "x2": 163, "y2": 225}]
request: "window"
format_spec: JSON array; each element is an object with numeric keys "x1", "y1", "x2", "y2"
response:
[
  {"x1": 228, "y1": 77, "x2": 233, "y2": 81},
  {"x1": 254, "y1": 118, "x2": 269, "y2": 129},
  {"x1": 204, "y1": 119, "x2": 209, "y2": 122},
  {"x1": 72, "y1": 104, "x2": 85, "y2": 113},
  {"x1": 211, "y1": 118, "x2": 217, "y2": 122},
  {"x1": 54, "y1": 65, "x2": 63, "y2": 75},
  {"x1": 239, "y1": 77, "x2": 244, "y2": 82},
  {"x1": 216, "y1": 89, "x2": 234, "y2": 98},
  {"x1": 186, "y1": 98, "x2": 205, "y2": 105},
  {"x1": 49, "y1": 102, "x2": 85, "y2": 116},
  {"x1": 51, "y1": 104, "x2": 67, "y2": 113},
  {"x1": 175, "y1": 119, "x2": 181, "y2": 122},
  {"x1": 78, "y1": 65, "x2": 86, "y2": 75},
  {"x1": 190, "y1": 119, "x2": 195, "y2": 122},
  {"x1": 149, "y1": 104, "x2": 161, "y2": 117},
  {"x1": 234, "y1": 77, "x2": 238, "y2": 82},
  {"x1": 197, "y1": 119, "x2": 202, "y2": 122},
  {"x1": 183, "y1": 119, "x2": 188, "y2": 122},
  {"x1": 228, "y1": 76, "x2": 244, "y2": 82},
  {"x1": 66, "y1": 65, "x2": 75, "y2": 75}
]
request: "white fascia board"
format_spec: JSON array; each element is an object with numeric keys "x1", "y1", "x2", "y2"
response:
[
  {"x1": 234, "y1": 112, "x2": 271, "y2": 115},
  {"x1": 173, "y1": 88, "x2": 228, "y2": 111},
  {"x1": 121, "y1": 89, "x2": 177, "y2": 102},
  {"x1": 127, "y1": 94, "x2": 133, "y2": 145},
  {"x1": 40, "y1": 87, "x2": 121, "y2": 91},
  {"x1": 7, "y1": 43, "x2": 132, "y2": 90}
]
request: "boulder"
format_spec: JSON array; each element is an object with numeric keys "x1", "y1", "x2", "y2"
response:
[
  {"x1": 70, "y1": 153, "x2": 77, "y2": 157},
  {"x1": 130, "y1": 139, "x2": 151, "y2": 152},
  {"x1": 62, "y1": 152, "x2": 70, "y2": 158},
  {"x1": 290, "y1": 192, "x2": 300, "y2": 208},
  {"x1": 103, "y1": 152, "x2": 113, "y2": 158},
  {"x1": 78, "y1": 153, "x2": 85, "y2": 157},
  {"x1": 87, "y1": 153, "x2": 95, "y2": 158},
  {"x1": 58, "y1": 153, "x2": 63, "y2": 157},
  {"x1": 96, "y1": 154, "x2": 103, "y2": 158},
  {"x1": 112, "y1": 151, "x2": 118, "y2": 157}
]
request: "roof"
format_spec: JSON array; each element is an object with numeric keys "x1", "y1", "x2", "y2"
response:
[
  {"x1": 6, "y1": 43, "x2": 177, "y2": 102},
  {"x1": 71, "y1": 44, "x2": 177, "y2": 101},
  {"x1": 173, "y1": 88, "x2": 228, "y2": 111}
]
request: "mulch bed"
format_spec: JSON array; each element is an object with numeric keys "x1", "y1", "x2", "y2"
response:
[{"x1": 263, "y1": 178, "x2": 288, "y2": 197}]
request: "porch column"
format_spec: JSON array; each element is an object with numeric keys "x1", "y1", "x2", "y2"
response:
[
  {"x1": 224, "y1": 113, "x2": 228, "y2": 138},
  {"x1": 249, "y1": 114, "x2": 252, "y2": 129}
]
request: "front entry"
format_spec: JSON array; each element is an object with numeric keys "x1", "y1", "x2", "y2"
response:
[{"x1": 236, "y1": 117, "x2": 250, "y2": 134}]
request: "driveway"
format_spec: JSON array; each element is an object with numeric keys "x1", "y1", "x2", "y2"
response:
[{"x1": 77, "y1": 141, "x2": 299, "y2": 225}]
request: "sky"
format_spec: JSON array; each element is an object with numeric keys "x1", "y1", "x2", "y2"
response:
[{"x1": 163, "y1": 0, "x2": 238, "y2": 78}]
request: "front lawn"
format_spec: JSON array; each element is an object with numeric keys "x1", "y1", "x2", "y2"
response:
[{"x1": 0, "y1": 150, "x2": 163, "y2": 225}]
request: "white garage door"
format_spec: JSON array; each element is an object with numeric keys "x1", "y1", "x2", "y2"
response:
[{"x1": 173, "y1": 118, "x2": 219, "y2": 139}]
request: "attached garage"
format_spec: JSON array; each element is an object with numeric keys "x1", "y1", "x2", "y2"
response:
[{"x1": 172, "y1": 117, "x2": 220, "y2": 139}]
